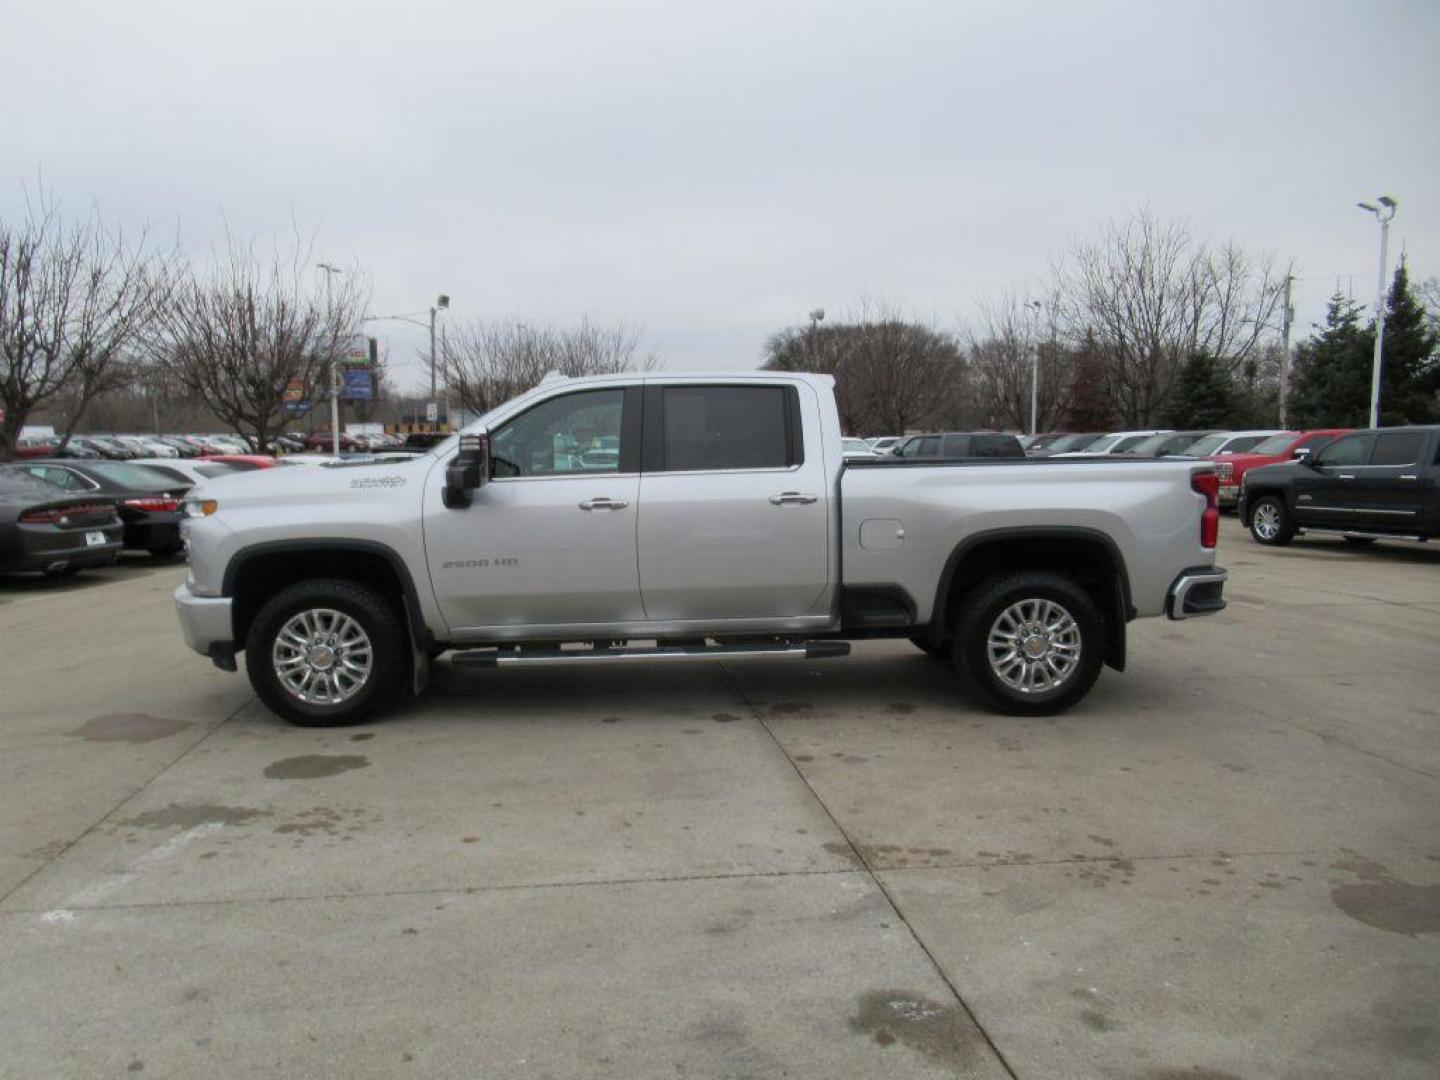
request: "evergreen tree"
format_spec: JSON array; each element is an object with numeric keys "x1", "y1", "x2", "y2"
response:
[
  {"x1": 1163, "y1": 351, "x2": 1233, "y2": 428},
  {"x1": 1287, "y1": 293, "x2": 1371, "y2": 428},
  {"x1": 1060, "y1": 330, "x2": 1115, "y2": 430},
  {"x1": 1375, "y1": 260, "x2": 1440, "y2": 425}
]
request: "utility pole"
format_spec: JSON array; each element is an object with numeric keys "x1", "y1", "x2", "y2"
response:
[
  {"x1": 1278, "y1": 274, "x2": 1294, "y2": 427},
  {"x1": 1357, "y1": 196, "x2": 1397, "y2": 429},
  {"x1": 317, "y1": 262, "x2": 343, "y2": 455},
  {"x1": 1028, "y1": 300, "x2": 1043, "y2": 435}
]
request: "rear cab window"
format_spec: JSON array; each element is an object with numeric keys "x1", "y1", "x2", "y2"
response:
[
  {"x1": 1368, "y1": 431, "x2": 1426, "y2": 467},
  {"x1": 645, "y1": 385, "x2": 803, "y2": 471}
]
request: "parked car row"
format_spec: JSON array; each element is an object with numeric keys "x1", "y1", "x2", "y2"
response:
[
  {"x1": 15, "y1": 433, "x2": 255, "y2": 460},
  {"x1": 0, "y1": 454, "x2": 292, "y2": 576},
  {"x1": 842, "y1": 432, "x2": 1026, "y2": 460}
]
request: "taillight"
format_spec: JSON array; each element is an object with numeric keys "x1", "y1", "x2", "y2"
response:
[
  {"x1": 123, "y1": 496, "x2": 181, "y2": 513},
  {"x1": 1192, "y1": 471, "x2": 1219, "y2": 549},
  {"x1": 18, "y1": 502, "x2": 113, "y2": 526},
  {"x1": 1216, "y1": 461, "x2": 1234, "y2": 482}
]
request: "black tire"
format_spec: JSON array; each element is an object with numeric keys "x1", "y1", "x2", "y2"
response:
[
  {"x1": 909, "y1": 635, "x2": 947, "y2": 659},
  {"x1": 1343, "y1": 536, "x2": 1377, "y2": 546},
  {"x1": 245, "y1": 578, "x2": 408, "y2": 726},
  {"x1": 952, "y1": 572, "x2": 1105, "y2": 716},
  {"x1": 1247, "y1": 495, "x2": 1295, "y2": 546}
]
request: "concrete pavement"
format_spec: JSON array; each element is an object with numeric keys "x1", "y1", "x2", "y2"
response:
[{"x1": 1, "y1": 519, "x2": 1436, "y2": 1078}]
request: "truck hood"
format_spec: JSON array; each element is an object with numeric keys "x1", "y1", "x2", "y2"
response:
[{"x1": 187, "y1": 455, "x2": 432, "y2": 508}]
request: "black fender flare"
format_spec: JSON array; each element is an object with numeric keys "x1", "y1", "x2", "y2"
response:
[{"x1": 926, "y1": 526, "x2": 1133, "y2": 671}]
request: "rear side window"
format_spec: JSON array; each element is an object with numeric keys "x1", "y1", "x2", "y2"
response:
[
  {"x1": 973, "y1": 435, "x2": 1021, "y2": 458},
  {"x1": 1369, "y1": 431, "x2": 1426, "y2": 466},
  {"x1": 657, "y1": 386, "x2": 798, "y2": 471}
]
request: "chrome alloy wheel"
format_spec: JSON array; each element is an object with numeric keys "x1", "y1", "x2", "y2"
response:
[
  {"x1": 1252, "y1": 501, "x2": 1282, "y2": 541},
  {"x1": 272, "y1": 608, "x2": 373, "y2": 705},
  {"x1": 986, "y1": 598, "x2": 1082, "y2": 694}
]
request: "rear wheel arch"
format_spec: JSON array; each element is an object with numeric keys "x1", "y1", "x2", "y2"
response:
[{"x1": 928, "y1": 528, "x2": 1130, "y2": 672}]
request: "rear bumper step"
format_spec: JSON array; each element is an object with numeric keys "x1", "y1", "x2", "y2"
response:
[
  {"x1": 451, "y1": 640, "x2": 851, "y2": 668},
  {"x1": 1166, "y1": 566, "x2": 1228, "y2": 620}
]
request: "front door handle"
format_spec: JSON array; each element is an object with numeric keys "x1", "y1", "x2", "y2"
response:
[
  {"x1": 1338, "y1": 474, "x2": 1356, "y2": 480},
  {"x1": 769, "y1": 491, "x2": 818, "y2": 505},
  {"x1": 578, "y1": 497, "x2": 629, "y2": 511}
]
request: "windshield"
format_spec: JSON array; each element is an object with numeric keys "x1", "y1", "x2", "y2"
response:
[
  {"x1": 1184, "y1": 434, "x2": 1229, "y2": 457},
  {"x1": 1085, "y1": 435, "x2": 1123, "y2": 453},
  {"x1": 1249, "y1": 433, "x2": 1299, "y2": 456},
  {"x1": 1121, "y1": 433, "x2": 1169, "y2": 455},
  {"x1": 88, "y1": 462, "x2": 186, "y2": 490},
  {"x1": 1045, "y1": 433, "x2": 1100, "y2": 453}
]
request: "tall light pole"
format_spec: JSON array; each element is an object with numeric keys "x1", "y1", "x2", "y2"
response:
[
  {"x1": 1357, "y1": 196, "x2": 1397, "y2": 428},
  {"x1": 430, "y1": 294, "x2": 450, "y2": 427},
  {"x1": 1027, "y1": 300, "x2": 1043, "y2": 436},
  {"x1": 808, "y1": 307, "x2": 825, "y2": 366},
  {"x1": 317, "y1": 262, "x2": 344, "y2": 455},
  {"x1": 361, "y1": 293, "x2": 450, "y2": 431}
]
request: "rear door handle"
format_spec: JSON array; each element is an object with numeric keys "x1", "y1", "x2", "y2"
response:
[
  {"x1": 1338, "y1": 474, "x2": 1356, "y2": 480},
  {"x1": 578, "y1": 497, "x2": 629, "y2": 511},
  {"x1": 769, "y1": 491, "x2": 818, "y2": 505}
]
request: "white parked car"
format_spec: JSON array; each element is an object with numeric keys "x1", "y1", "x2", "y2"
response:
[
  {"x1": 841, "y1": 438, "x2": 876, "y2": 459},
  {"x1": 1054, "y1": 430, "x2": 1173, "y2": 457},
  {"x1": 1183, "y1": 430, "x2": 1286, "y2": 458}
]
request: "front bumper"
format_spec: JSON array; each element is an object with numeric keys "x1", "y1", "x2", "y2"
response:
[
  {"x1": 1166, "y1": 566, "x2": 1228, "y2": 620},
  {"x1": 1219, "y1": 484, "x2": 1239, "y2": 508},
  {"x1": 174, "y1": 582, "x2": 233, "y2": 658}
]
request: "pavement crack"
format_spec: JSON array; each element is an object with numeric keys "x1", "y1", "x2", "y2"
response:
[{"x1": 720, "y1": 663, "x2": 1022, "y2": 1080}]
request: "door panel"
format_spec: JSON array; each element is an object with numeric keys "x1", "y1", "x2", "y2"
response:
[
  {"x1": 1353, "y1": 430, "x2": 1429, "y2": 529},
  {"x1": 1294, "y1": 433, "x2": 1373, "y2": 528},
  {"x1": 425, "y1": 473, "x2": 643, "y2": 629},
  {"x1": 637, "y1": 384, "x2": 830, "y2": 622},
  {"x1": 422, "y1": 386, "x2": 644, "y2": 630}
]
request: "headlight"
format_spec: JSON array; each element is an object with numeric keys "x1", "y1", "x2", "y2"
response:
[{"x1": 184, "y1": 499, "x2": 218, "y2": 518}]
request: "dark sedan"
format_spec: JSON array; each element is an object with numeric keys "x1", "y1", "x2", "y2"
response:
[
  {"x1": 11, "y1": 460, "x2": 190, "y2": 557},
  {"x1": 0, "y1": 470, "x2": 124, "y2": 576}
]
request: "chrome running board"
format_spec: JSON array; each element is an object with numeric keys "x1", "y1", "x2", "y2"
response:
[{"x1": 450, "y1": 640, "x2": 851, "y2": 668}]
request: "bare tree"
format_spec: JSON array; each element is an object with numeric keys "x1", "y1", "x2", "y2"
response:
[
  {"x1": 1053, "y1": 209, "x2": 1287, "y2": 426},
  {"x1": 966, "y1": 292, "x2": 1070, "y2": 432},
  {"x1": 149, "y1": 239, "x2": 368, "y2": 452},
  {"x1": 764, "y1": 304, "x2": 966, "y2": 435},
  {"x1": 0, "y1": 196, "x2": 169, "y2": 459},
  {"x1": 442, "y1": 316, "x2": 656, "y2": 417}
]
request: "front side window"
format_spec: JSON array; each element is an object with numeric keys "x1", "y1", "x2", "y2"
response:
[
  {"x1": 1370, "y1": 431, "x2": 1425, "y2": 467},
  {"x1": 490, "y1": 390, "x2": 625, "y2": 478},
  {"x1": 659, "y1": 386, "x2": 792, "y2": 471},
  {"x1": 1314, "y1": 434, "x2": 1373, "y2": 468}
]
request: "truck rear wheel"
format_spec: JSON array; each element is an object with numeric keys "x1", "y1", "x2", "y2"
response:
[
  {"x1": 245, "y1": 578, "x2": 408, "y2": 726},
  {"x1": 953, "y1": 572, "x2": 1104, "y2": 716}
]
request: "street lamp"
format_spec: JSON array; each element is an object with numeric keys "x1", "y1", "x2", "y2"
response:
[
  {"x1": 317, "y1": 262, "x2": 344, "y2": 455},
  {"x1": 807, "y1": 308, "x2": 824, "y2": 368},
  {"x1": 1027, "y1": 300, "x2": 1043, "y2": 436},
  {"x1": 361, "y1": 293, "x2": 451, "y2": 430},
  {"x1": 1357, "y1": 196, "x2": 1397, "y2": 428}
]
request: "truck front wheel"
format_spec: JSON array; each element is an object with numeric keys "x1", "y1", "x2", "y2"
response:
[
  {"x1": 954, "y1": 572, "x2": 1104, "y2": 716},
  {"x1": 245, "y1": 578, "x2": 408, "y2": 726},
  {"x1": 1248, "y1": 495, "x2": 1294, "y2": 546}
]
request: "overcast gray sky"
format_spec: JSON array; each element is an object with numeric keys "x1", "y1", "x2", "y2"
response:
[{"x1": 5, "y1": 0, "x2": 1438, "y2": 391}]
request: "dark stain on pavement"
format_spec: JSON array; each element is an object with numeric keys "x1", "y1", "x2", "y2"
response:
[
  {"x1": 848, "y1": 989, "x2": 985, "y2": 1069},
  {"x1": 1330, "y1": 854, "x2": 1440, "y2": 936},
  {"x1": 712, "y1": 712, "x2": 741, "y2": 723},
  {"x1": 1080, "y1": 1009, "x2": 1117, "y2": 1032},
  {"x1": 350, "y1": 733, "x2": 376, "y2": 741},
  {"x1": 886, "y1": 702, "x2": 915, "y2": 714},
  {"x1": 73, "y1": 713, "x2": 190, "y2": 744},
  {"x1": 118, "y1": 803, "x2": 269, "y2": 829},
  {"x1": 264, "y1": 754, "x2": 370, "y2": 779}
]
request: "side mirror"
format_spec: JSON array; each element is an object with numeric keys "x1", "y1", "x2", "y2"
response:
[
  {"x1": 1292, "y1": 446, "x2": 1314, "y2": 464},
  {"x1": 443, "y1": 431, "x2": 489, "y2": 509}
]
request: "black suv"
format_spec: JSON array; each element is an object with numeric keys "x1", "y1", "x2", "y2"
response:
[{"x1": 1239, "y1": 426, "x2": 1440, "y2": 546}]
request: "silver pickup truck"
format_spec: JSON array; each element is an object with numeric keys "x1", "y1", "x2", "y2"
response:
[{"x1": 174, "y1": 372, "x2": 1227, "y2": 725}]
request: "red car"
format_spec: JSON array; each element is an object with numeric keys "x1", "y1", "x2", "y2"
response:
[
  {"x1": 199, "y1": 454, "x2": 281, "y2": 470},
  {"x1": 1213, "y1": 429, "x2": 1351, "y2": 508},
  {"x1": 304, "y1": 432, "x2": 365, "y2": 452}
]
